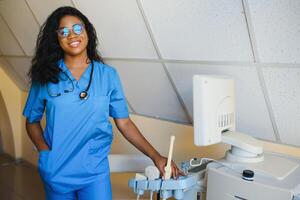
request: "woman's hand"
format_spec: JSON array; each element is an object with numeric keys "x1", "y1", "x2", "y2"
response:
[
  {"x1": 114, "y1": 118, "x2": 185, "y2": 179},
  {"x1": 25, "y1": 119, "x2": 50, "y2": 152},
  {"x1": 153, "y1": 155, "x2": 185, "y2": 179}
]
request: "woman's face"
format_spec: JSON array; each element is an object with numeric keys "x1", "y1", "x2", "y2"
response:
[{"x1": 57, "y1": 15, "x2": 88, "y2": 57}]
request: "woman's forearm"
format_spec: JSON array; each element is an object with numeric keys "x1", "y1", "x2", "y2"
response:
[
  {"x1": 114, "y1": 118, "x2": 183, "y2": 178},
  {"x1": 25, "y1": 119, "x2": 49, "y2": 151},
  {"x1": 114, "y1": 118, "x2": 161, "y2": 162}
]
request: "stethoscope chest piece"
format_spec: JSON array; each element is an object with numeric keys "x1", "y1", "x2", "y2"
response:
[
  {"x1": 48, "y1": 60, "x2": 94, "y2": 100},
  {"x1": 79, "y1": 91, "x2": 88, "y2": 100}
]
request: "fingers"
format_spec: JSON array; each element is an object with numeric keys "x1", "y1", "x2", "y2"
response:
[
  {"x1": 171, "y1": 161, "x2": 187, "y2": 179},
  {"x1": 161, "y1": 166, "x2": 166, "y2": 179},
  {"x1": 178, "y1": 169, "x2": 186, "y2": 176},
  {"x1": 154, "y1": 156, "x2": 185, "y2": 180},
  {"x1": 171, "y1": 164, "x2": 176, "y2": 179},
  {"x1": 161, "y1": 159, "x2": 167, "y2": 179},
  {"x1": 173, "y1": 165, "x2": 178, "y2": 179},
  {"x1": 171, "y1": 161, "x2": 184, "y2": 179}
]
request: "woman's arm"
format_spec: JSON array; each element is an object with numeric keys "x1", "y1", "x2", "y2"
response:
[
  {"x1": 25, "y1": 119, "x2": 49, "y2": 151},
  {"x1": 114, "y1": 117, "x2": 183, "y2": 179}
]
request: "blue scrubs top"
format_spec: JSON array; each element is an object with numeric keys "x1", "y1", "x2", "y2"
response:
[{"x1": 23, "y1": 59, "x2": 129, "y2": 193}]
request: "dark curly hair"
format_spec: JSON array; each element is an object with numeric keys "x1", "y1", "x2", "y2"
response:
[{"x1": 29, "y1": 6, "x2": 104, "y2": 84}]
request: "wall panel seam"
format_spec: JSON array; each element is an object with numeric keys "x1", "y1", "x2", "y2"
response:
[
  {"x1": 69, "y1": 0, "x2": 138, "y2": 115},
  {"x1": 242, "y1": 0, "x2": 281, "y2": 142},
  {"x1": 0, "y1": 14, "x2": 26, "y2": 56},
  {"x1": 24, "y1": 0, "x2": 41, "y2": 27},
  {"x1": 0, "y1": 57, "x2": 27, "y2": 91},
  {"x1": 136, "y1": 0, "x2": 193, "y2": 123},
  {"x1": 1, "y1": 55, "x2": 300, "y2": 68},
  {"x1": 126, "y1": 100, "x2": 136, "y2": 113}
]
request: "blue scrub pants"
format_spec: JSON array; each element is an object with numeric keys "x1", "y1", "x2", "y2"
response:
[{"x1": 43, "y1": 177, "x2": 112, "y2": 200}]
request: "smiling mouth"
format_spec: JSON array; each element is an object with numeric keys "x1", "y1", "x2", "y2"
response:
[{"x1": 68, "y1": 41, "x2": 81, "y2": 48}]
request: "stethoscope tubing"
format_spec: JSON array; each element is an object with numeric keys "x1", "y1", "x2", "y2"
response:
[
  {"x1": 80, "y1": 61, "x2": 94, "y2": 100},
  {"x1": 46, "y1": 60, "x2": 94, "y2": 100}
]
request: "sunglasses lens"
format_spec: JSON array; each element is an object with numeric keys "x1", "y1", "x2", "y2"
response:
[
  {"x1": 73, "y1": 24, "x2": 83, "y2": 35},
  {"x1": 58, "y1": 27, "x2": 69, "y2": 38}
]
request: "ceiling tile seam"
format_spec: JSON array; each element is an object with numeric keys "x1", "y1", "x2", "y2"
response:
[
  {"x1": 4, "y1": 57, "x2": 28, "y2": 85},
  {"x1": 256, "y1": 64, "x2": 300, "y2": 68},
  {"x1": 104, "y1": 57, "x2": 300, "y2": 68},
  {"x1": 2, "y1": 55, "x2": 300, "y2": 68},
  {"x1": 105, "y1": 57, "x2": 260, "y2": 65},
  {"x1": 242, "y1": 0, "x2": 281, "y2": 143},
  {"x1": 161, "y1": 64, "x2": 193, "y2": 122},
  {"x1": 136, "y1": 0, "x2": 193, "y2": 123},
  {"x1": 24, "y1": 0, "x2": 41, "y2": 27},
  {"x1": 0, "y1": 57, "x2": 27, "y2": 91},
  {"x1": 0, "y1": 14, "x2": 27, "y2": 56},
  {"x1": 130, "y1": 112, "x2": 192, "y2": 126},
  {"x1": 71, "y1": 0, "x2": 138, "y2": 115},
  {"x1": 126, "y1": 99, "x2": 136, "y2": 113}
]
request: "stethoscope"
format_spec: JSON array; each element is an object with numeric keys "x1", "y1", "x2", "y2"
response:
[{"x1": 47, "y1": 61, "x2": 94, "y2": 100}]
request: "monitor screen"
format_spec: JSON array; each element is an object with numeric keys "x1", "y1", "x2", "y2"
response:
[{"x1": 193, "y1": 75, "x2": 235, "y2": 146}]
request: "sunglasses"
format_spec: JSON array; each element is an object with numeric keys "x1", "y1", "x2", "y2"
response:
[{"x1": 56, "y1": 23, "x2": 85, "y2": 38}]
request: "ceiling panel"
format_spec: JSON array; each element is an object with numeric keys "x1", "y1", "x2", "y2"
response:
[
  {"x1": 248, "y1": 0, "x2": 300, "y2": 63},
  {"x1": 0, "y1": 0, "x2": 40, "y2": 56},
  {"x1": 167, "y1": 63, "x2": 275, "y2": 141},
  {"x1": 106, "y1": 60, "x2": 190, "y2": 123},
  {"x1": 140, "y1": 0, "x2": 253, "y2": 61},
  {"x1": 7, "y1": 57, "x2": 31, "y2": 85},
  {"x1": 26, "y1": 0, "x2": 73, "y2": 25},
  {"x1": 74, "y1": 0, "x2": 158, "y2": 59},
  {"x1": 0, "y1": 17, "x2": 24, "y2": 56},
  {"x1": 263, "y1": 67, "x2": 300, "y2": 146},
  {"x1": 0, "y1": 57, "x2": 27, "y2": 90}
]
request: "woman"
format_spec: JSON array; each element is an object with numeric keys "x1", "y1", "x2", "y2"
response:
[{"x1": 23, "y1": 6, "x2": 182, "y2": 200}]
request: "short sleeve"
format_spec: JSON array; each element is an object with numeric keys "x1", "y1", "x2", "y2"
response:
[
  {"x1": 23, "y1": 82, "x2": 45, "y2": 123},
  {"x1": 109, "y1": 69, "x2": 129, "y2": 119}
]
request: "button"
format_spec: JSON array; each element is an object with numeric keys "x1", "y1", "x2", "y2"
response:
[{"x1": 242, "y1": 170, "x2": 254, "y2": 181}]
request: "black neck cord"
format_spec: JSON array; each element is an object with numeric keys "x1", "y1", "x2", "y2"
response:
[
  {"x1": 79, "y1": 60, "x2": 94, "y2": 100},
  {"x1": 85, "y1": 61, "x2": 94, "y2": 92}
]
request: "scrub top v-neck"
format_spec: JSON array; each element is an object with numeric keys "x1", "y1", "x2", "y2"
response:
[{"x1": 23, "y1": 59, "x2": 129, "y2": 193}]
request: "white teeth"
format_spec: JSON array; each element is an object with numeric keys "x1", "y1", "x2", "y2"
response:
[{"x1": 69, "y1": 41, "x2": 80, "y2": 47}]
